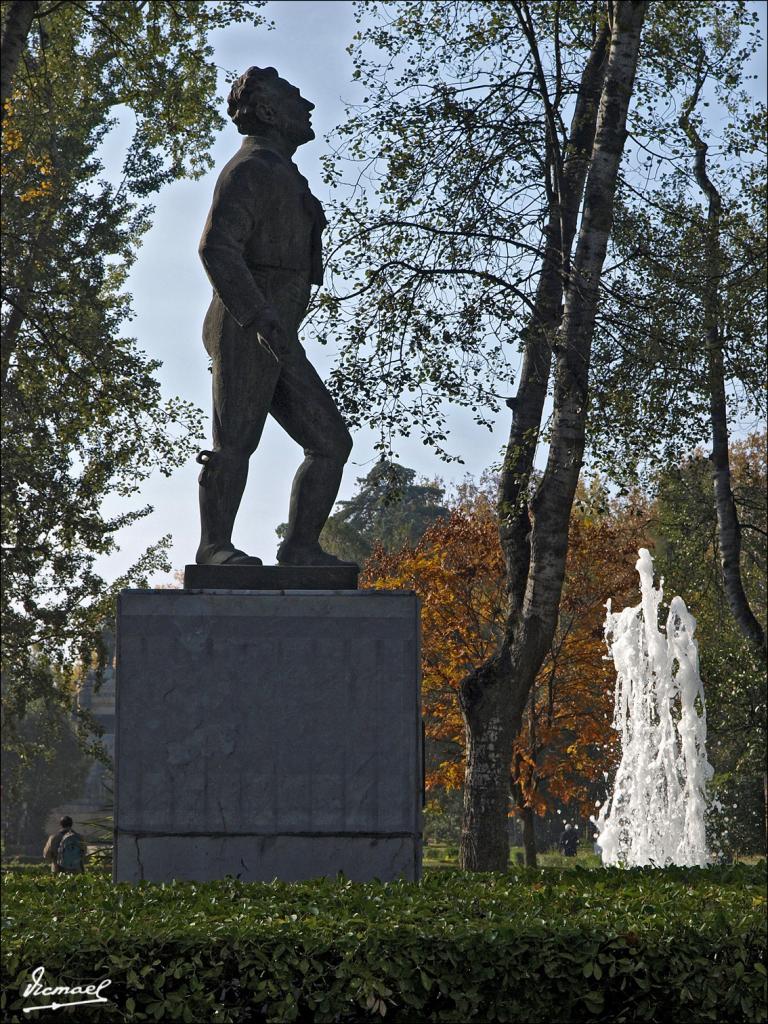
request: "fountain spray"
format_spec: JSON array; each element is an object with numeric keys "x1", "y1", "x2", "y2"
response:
[{"x1": 593, "y1": 548, "x2": 713, "y2": 867}]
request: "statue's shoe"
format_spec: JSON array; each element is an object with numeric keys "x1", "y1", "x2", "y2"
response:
[
  {"x1": 196, "y1": 546, "x2": 263, "y2": 566},
  {"x1": 276, "y1": 541, "x2": 358, "y2": 568}
]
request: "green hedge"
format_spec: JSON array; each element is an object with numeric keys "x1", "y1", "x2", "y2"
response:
[{"x1": 2, "y1": 864, "x2": 766, "y2": 1022}]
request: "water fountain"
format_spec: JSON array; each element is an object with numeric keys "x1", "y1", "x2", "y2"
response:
[{"x1": 593, "y1": 548, "x2": 714, "y2": 867}]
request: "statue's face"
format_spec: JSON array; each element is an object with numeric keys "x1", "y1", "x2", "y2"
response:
[{"x1": 262, "y1": 78, "x2": 315, "y2": 147}]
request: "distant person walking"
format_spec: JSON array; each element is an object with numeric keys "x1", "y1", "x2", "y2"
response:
[
  {"x1": 559, "y1": 823, "x2": 579, "y2": 858},
  {"x1": 43, "y1": 816, "x2": 86, "y2": 874}
]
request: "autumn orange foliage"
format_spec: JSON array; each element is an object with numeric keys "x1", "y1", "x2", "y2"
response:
[
  {"x1": 516, "y1": 492, "x2": 651, "y2": 817},
  {"x1": 361, "y1": 482, "x2": 651, "y2": 819},
  {"x1": 362, "y1": 488, "x2": 503, "y2": 791}
]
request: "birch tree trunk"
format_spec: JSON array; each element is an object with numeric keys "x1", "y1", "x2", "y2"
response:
[
  {"x1": 680, "y1": 70, "x2": 767, "y2": 661},
  {"x1": 459, "y1": 650, "x2": 515, "y2": 870},
  {"x1": 459, "y1": 17, "x2": 609, "y2": 874},
  {"x1": 498, "y1": 18, "x2": 610, "y2": 617},
  {"x1": 459, "y1": 0, "x2": 648, "y2": 871}
]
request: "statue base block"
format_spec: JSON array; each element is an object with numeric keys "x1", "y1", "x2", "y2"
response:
[
  {"x1": 113, "y1": 588, "x2": 422, "y2": 883},
  {"x1": 183, "y1": 563, "x2": 359, "y2": 591}
]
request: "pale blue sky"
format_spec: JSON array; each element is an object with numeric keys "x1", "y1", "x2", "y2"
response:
[{"x1": 95, "y1": 0, "x2": 767, "y2": 585}]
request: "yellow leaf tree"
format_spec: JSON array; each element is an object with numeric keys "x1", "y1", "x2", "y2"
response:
[{"x1": 363, "y1": 480, "x2": 650, "y2": 863}]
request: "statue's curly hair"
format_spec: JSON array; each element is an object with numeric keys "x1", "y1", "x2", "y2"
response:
[{"x1": 227, "y1": 66, "x2": 283, "y2": 135}]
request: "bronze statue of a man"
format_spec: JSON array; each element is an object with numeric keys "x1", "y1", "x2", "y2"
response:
[{"x1": 195, "y1": 66, "x2": 353, "y2": 567}]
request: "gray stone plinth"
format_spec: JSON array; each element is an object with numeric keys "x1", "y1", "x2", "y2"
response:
[{"x1": 114, "y1": 589, "x2": 421, "y2": 883}]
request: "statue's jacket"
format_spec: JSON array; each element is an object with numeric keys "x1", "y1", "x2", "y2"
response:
[{"x1": 198, "y1": 136, "x2": 326, "y2": 329}]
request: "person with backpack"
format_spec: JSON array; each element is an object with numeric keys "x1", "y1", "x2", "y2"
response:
[
  {"x1": 558, "y1": 823, "x2": 579, "y2": 858},
  {"x1": 43, "y1": 816, "x2": 86, "y2": 874}
]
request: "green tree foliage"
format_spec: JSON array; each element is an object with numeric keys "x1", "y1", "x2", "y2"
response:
[
  {"x1": 277, "y1": 461, "x2": 448, "y2": 565},
  {"x1": 589, "y1": 24, "x2": 767, "y2": 658},
  {"x1": 653, "y1": 435, "x2": 767, "y2": 853},
  {"x1": 589, "y1": 64, "x2": 766, "y2": 484},
  {"x1": 316, "y1": 1, "x2": 759, "y2": 463},
  {"x1": 325, "y1": 461, "x2": 449, "y2": 564},
  {"x1": 319, "y1": 0, "x2": 567, "y2": 455},
  {"x1": 1, "y1": 2, "x2": 268, "y2": 741}
]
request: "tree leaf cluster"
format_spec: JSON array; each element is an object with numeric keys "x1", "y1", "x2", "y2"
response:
[
  {"x1": 361, "y1": 474, "x2": 652, "y2": 821},
  {"x1": 1, "y1": 1, "x2": 267, "y2": 743},
  {"x1": 588, "y1": 119, "x2": 766, "y2": 488},
  {"x1": 315, "y1": 1, "x2": 763, "y2": 478}
]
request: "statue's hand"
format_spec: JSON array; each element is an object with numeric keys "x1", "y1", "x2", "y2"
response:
[{"x1": 249, "y1": 305, "x2": 284, "y2": 362}]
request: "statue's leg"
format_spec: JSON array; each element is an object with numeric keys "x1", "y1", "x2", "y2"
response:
[
  {"x1": 196, "y1": 301, "x2": 281, "y2": 565},
  {"x1": 270, "y1": 343, "x2": 354, "y2": 565},
  {"x1": 196, "y1": 448, "x2": 254, "y2": 565}
]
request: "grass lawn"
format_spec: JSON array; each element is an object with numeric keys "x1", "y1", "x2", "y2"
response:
[{"x1": 424, "y1": 843, "x2": 602, "y2": 870}]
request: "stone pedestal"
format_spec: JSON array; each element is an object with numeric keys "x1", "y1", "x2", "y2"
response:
[
  {"x1": 183, "y1": 563, "x2": 359, "y2": 591},
  {"x1": 113, "y1": 588, "x2": 422, "y2": 883}
]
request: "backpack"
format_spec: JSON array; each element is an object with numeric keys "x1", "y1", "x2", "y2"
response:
[{"x1": 56, "y1": 830, "x2": 82, "y2": 872}]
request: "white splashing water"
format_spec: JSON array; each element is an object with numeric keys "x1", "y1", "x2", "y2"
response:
[{"x1": 593, "y1": 548, "x2": 714, "y2": 867}]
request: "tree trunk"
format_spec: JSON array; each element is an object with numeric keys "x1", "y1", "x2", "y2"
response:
[
  {"x1": 498, "y1": 19, "x2": 610, "y2": 615},
  {"x1": 459, "y1": 18, "x2": 609, "y2": 874},
  {"x1": 522, "y1": 805, "x2": 537, "y2": 867},
  {"x1": 459, "y1": 0, "x2": 647, "y2": 870},
  {"x1": 0, "y1": 0, "x2": 35, "y2": 113},
  {"x1": 680, "y1": 71, "x2": 767, "y2": 661},
  {"x1": 459, "y1": 652, "x2": 514, "y2": 870},
  {"x1": 519, "y1": 0, "x2": 647, "y2": 666}
]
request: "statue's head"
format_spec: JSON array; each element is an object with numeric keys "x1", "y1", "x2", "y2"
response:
[{"x1": 227, "y1": 67, "x2": 315, "y2": 148}]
